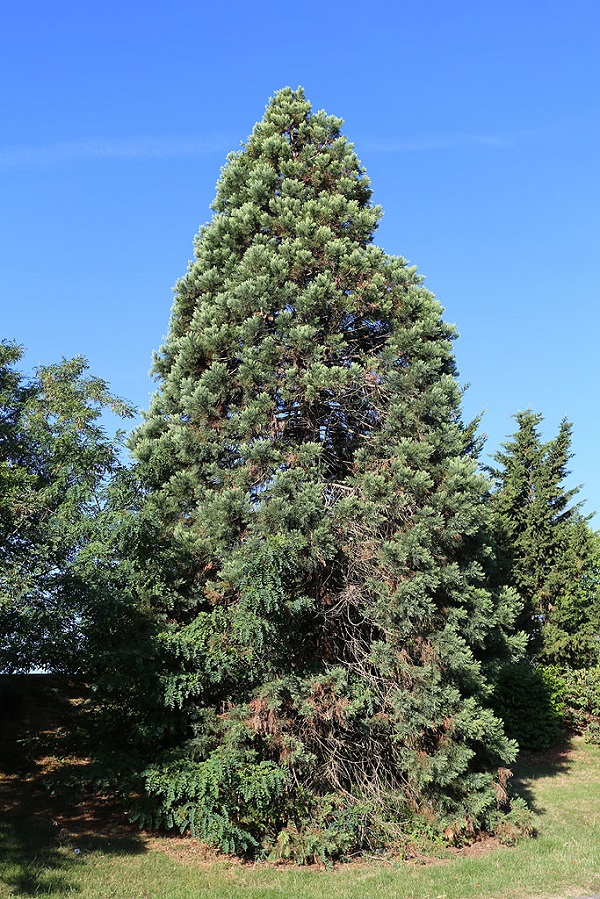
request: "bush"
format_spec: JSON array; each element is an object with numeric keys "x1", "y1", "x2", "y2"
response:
[
  {"x1": 542, "y1": 665, "x2": 600, "y2": 740},
  {"x1": 491, "y1": 661, "x2": 563, "y2": 750},
  {"x1": 494, "y1": 664, "x2": 600, "y2": 751},
  {"x1": 489, "y1": 797, "x2": 536, "y2": 845},
  {"x1": 136, "y1": 751, "x2": 291, "y2": 855}
]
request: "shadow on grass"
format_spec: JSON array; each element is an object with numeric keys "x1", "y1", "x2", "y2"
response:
[
  {"x1": 0, "y1": 810, "x2": 146, "y2": 896},
  {"x1": 0, "y1": 675, "x2": 147, "y2": 896},
  {"x1": 510, "y1": 735, "x2": 575, "y2": 817}
]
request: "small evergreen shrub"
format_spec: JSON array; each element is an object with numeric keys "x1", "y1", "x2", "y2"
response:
[
  {"x1": 488, "y1": 797, "x2": 536, "y2": 845},
  {"x1": 491, "y1": 660, "x2": 563, "y2": 750}
]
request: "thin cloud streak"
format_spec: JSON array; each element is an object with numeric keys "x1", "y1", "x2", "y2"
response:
[
  {"x1": 362, "y1": 131, "x2": 536, "y2": 152},
  {"x1": 0, "y1": 129, "x2": 538, "y2": 168},
  {"x1": 0, "y1": 135, "x2": 234, "y2": 168}
]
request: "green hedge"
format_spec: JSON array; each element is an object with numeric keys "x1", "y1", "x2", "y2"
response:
[
  {"x1": 492, "y1": 663, "x2": 600, "y2": 751},
  {"x1": 543, "y1": 665, "x2": 600, "y2": 742}
]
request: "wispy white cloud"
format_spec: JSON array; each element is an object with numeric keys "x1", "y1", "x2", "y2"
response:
[
  {"x1": 362, "y1": 131, "x2": 535, "y2": 152},
  {"x1": 0, "y1": 135, "x2": 234, "y2": 168},
  {"x1": 0, "y1": 129, "x2": 537, "y2": 168}
]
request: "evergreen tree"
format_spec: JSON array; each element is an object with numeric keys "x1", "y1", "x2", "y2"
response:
[
  {"x1": 125, "y1": 88, "x2": 523, "y2": 856},
  {"x1": 541, "y1": 524, "x2": 600, "y2": 667},
  {"x1": 490, "y1": 410, "x2": 595, "y2": 662}
]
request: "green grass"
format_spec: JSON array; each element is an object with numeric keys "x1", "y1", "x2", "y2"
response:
[{"x1": 1, "y1": 677, "x2": 600, "y2": 898}]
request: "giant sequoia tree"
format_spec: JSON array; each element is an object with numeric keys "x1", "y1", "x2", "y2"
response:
[{"x1": 127, "y1": 88, "x2": 523, "y2": 856}]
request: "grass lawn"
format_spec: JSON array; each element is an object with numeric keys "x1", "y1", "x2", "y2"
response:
[{"x1": 1, "y1": 675, "x2": 599, "y2": 899}]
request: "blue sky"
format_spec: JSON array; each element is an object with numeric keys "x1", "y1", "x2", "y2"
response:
[{"x1": 2, "y1": 0, "x2": 599, "y2": 516}]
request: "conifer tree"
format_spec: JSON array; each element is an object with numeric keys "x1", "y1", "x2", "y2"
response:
[
  {"x1": 126, "y1": 88, "x2": 523, "y2": 856},
  {"x1": 490, "y1": 410, "x2": 595, "y2": 661},
  {"x1": 542, "y1": 524, "x2": 600, "y2": 666}
]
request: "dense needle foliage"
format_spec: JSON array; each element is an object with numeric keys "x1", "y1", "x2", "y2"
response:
[
  {"x1": 490, "y1": 411, "x2": 598, "y2": 666},
  {"x1": 107, "y1": 88, "x2": 526, "y2": 857}
]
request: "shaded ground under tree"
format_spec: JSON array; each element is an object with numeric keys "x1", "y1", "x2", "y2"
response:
[
  {"x1": 0, "y1": 675, "x2": 146, "y2": 896},
  {"x1": 0, "y1": 674, "x2": 583, "y2": 898}
]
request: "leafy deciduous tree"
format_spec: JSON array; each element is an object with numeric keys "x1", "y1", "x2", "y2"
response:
[{"x1": 0, "y1": 341, "x2": 134, "y2": 673}]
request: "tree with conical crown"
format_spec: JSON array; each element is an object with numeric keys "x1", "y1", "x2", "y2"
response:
[
  {"x1": 125, "y1": 87, "x2": 525, "y2": 858},
  {"x1": 490, "y1": 410, "x2": 597, "y2": 664}
]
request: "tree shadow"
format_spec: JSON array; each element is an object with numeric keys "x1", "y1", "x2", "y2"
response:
[
  {"x1": 509, "y1": 735, "x2": 575, "y2": 817},
  {"x1": 0, "y1": 674, "x2": 147, "y2": 896},
  {"x1": 0, "y1": 810, "x2": 147, "y2": 896}
]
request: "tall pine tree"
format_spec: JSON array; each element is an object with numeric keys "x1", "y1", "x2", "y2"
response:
[{"x1": 125, "y1": 88, "x2": 523, "y2": 857}]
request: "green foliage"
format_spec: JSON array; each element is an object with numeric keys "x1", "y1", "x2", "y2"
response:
[
  {"x1": 137, "y1": 751, "x2": 290, "y2": 854},
  {"x1": 490, "y1": 411, "x2": 596, "y2": 663},
  {"x1": 542, "y1": 533, "x2": 600, "y2": 667},
  {"x1": 584, "y1": 720, "x2": 600, "y2": 744},
  {"x1": 495, "y1": 664, "x2": 600, "y2": 750},
  {"x1": 541, "y1": 665, "x2": 600, "y2": 737},
  {"x1": 268, "y1": 821, "x2": 357, "y2": 866},
  {"x1": 0, "y1": 342, "x2": 134, "y2": 673},
  {"x1": 110, "y1": 87, "x2": 523, "y2": 857},
  {"x1": 488, "y1": 796, "x2": 536, "y2": 846},
  {"x1": 490, "y1": 660, "x2": 563, "y2": 750}
]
